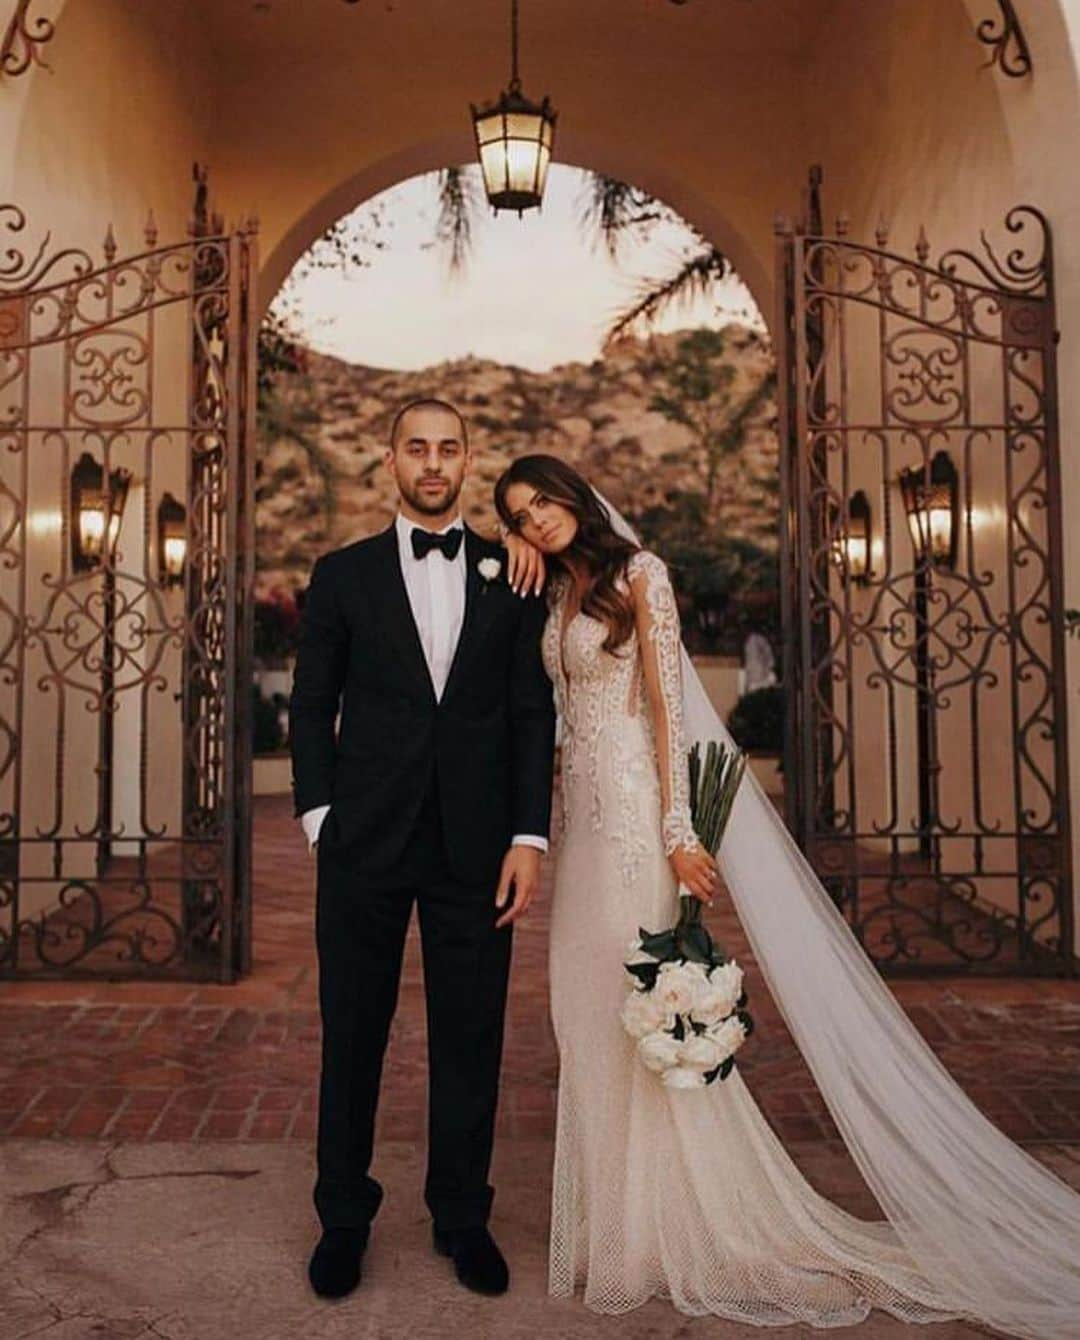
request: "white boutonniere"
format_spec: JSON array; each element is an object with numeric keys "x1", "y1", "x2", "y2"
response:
[{"x1": 477, "y1": 556, "x2": 502, "y2": 590}]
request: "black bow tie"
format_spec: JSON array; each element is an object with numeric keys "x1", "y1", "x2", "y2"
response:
[{"x1": 410, "y1": 525, "x2": 464, "y2": 561}]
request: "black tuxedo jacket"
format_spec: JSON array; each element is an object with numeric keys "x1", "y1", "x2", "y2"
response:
[{"x1": 288, "y1": 523, "x2": 556, "y2": 889}]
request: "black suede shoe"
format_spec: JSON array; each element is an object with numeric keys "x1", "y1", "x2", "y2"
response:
[
  {"x1": 432, "y1": 1224, "x2": 510, "y2": 1295},
  {"x1": 308, "y1": 1225, "x2": 370, "y2": 1298}
]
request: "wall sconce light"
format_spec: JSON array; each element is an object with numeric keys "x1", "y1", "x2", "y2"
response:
[
  {"x1": 70, "y1": 451, "x2": 131, "y2": 572},
  {"x1": 899, "y1": 449, "x2": 958, "y2": 569},
  {"x1": 157, "y1": 491, "x2": 187, "y2": 588},
  {"x1": 845, "y1": 489, "x2": 872, "y2": 583},
  {"x1": 471, "y1": 0, "x2": 556, "y2": 215},
  {"x1": 830, "y1": 490, "x2": 873, "y2": 585}
]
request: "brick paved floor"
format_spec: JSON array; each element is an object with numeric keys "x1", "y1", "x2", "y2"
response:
[{"x1": 1, "y1": 794, "x2": 1078, "y2": 1148}]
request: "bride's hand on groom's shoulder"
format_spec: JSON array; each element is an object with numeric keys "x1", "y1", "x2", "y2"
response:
[
  {"x1": 503, "y1": 531, "x2": 546, "y2": 598},
  {"x1": 494, "y1": 844, "x2": 542, "y2": 928}
]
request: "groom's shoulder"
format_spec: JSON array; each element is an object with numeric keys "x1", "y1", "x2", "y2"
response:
[{"x1": 315, "y1": 526, "x2": 393, "y2": 574}]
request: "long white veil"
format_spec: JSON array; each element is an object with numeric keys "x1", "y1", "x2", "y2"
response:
[{"x1": 596, "y1": 488, "x2": 1080, "y2": 1340}]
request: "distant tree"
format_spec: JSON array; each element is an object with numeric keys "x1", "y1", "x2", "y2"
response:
[
  {"x1": 648, "y1": 328, "x2": 776, "y2": 526},
  {"x1": 632, "y1": 492, "x2": 779, "y2": 656},
  {"x1": 257, "y1": 307, "x2": 307, "y2": 406}
]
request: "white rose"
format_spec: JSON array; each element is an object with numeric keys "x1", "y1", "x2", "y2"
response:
[
  {"x1": 661, "y1": 1065, "x2": 707, "y2": 1090},
  {"x1": 707, "y1": 1014, "x2": 747, "y2": 1061},
  {"x1": 637, "y1": 1030, "x2": 682, "y2": 1074},
  {"x1": 621, "y1": 989, "x2": 668, "y2": 1040},
  {"x1": 690, "y1": 961, "x2": 744, "y2": 1026},
  {"x1": 654, "y1": 961, "x2": 706, "y2": 1015},
  {"x1": 478, "y1": 557, "x2": 502, "y2": 582},
  {"x1": 677, "y1": 1033, "x2": 724, "y2": 1073},
  {"x1": 709, "y1": 959, "x2": 743, "y2": 1000}
]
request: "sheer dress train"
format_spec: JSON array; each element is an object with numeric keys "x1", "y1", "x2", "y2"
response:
[{"x1": 543, "y1": 550, "x2": 963, "y2": 1327}]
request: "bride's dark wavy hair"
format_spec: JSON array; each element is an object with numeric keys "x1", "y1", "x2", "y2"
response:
[{"x1": 494, "y1": 454, "x2": 640, "y2": 654}]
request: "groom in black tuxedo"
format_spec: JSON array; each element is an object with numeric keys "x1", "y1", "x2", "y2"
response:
[{"x1": 289, "y1": 398, "x2": 555, "y2": 1300}]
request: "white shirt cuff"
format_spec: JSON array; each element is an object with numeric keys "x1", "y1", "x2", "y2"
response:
[
  {"x1": 511, "y1": 833, "x2": 549, "y2": 854},
  {"x1": 300, "y1": 805, "x2": 330, "y2": 852}
]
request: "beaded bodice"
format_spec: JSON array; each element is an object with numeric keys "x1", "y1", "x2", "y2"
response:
[{"x1": 541, "y1": 550, "x2": 697, "y2": 877}]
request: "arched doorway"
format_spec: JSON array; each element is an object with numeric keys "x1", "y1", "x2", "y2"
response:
[{"x1": 252, "y1": 157, "x2": 781, "y2": 791}]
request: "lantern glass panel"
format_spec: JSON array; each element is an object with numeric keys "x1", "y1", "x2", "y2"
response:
[
  {"x1": 928, "y1": 502, "x2": 952, "y2": 563},
  {"x1": 504, "y1": 111, "x2": 542, "y2": 140},
  {"x1": 474, "y1": 110, "x2": 504, "y2": 146},
  {"x1": 479, "y1": 140, "x2": 510, "y2": 193},
  {"x1": 163, "y1": 535, "x2": 186, "y2": 579},
  {"x1": 534, "y1": 142, "x2": 551, "y2": 190},
  {"x1": 80, "y1": 505, "x2": 105, "y2": 559},
  {"x1": 505, "y1": 139, "x2": 541, "y2": 193},
  {"x1": 846, "y1": 533, "x2": 868, "y2": 578}
]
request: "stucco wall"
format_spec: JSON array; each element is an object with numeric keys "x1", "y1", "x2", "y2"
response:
[{"x1": 1, "y1": 0, "x2": 1078, "y2": 943}]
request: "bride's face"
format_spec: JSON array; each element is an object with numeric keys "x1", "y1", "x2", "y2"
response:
[{"x1": 503, "y1": 481, "x2": 579, "y2": 554}]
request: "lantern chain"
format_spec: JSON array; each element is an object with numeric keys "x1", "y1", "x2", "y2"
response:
[{"x1": 510, "y1": 0, "x2": 521, "y2": 93}]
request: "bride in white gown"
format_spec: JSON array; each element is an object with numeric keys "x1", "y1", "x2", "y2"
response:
[{"x1": 494, "y1": 453, "x2": 1080, "y2": 1339}]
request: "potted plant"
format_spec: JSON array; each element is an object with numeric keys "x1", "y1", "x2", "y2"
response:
[{"x1": 726, "y1": 683, "x2": 785, "y2": 797}]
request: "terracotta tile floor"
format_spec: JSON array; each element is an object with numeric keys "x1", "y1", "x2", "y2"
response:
[{"x1": 1, "y1": 794, "x2": 1078, "y2": 1146}]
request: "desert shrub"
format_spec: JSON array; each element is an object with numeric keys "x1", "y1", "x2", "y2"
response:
[{"x1": 252, "y1": 685, "x2": 284, "y2": 755}]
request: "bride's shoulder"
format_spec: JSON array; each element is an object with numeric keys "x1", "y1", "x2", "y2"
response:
[{"x1": 625, "y1": 548, "x2": 670, "y2": 584}]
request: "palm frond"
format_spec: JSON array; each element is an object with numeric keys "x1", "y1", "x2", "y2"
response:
[
  {"x1": 435, "y1": 165, "x2": 482, "y2": 276},
  {"x1": 603, "y1": 246, "x2": 729, "y2": 348},
  {"x1": 578, "y1": 172, "x2": 666, "y2": 259}
]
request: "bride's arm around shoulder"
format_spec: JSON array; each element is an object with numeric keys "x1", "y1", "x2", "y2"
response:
[{"x1": 627, "y1": 549, "x2": 720, "y2": 904}]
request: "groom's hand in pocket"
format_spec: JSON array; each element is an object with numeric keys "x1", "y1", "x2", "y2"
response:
[{"x1": 494, "y1": 845, "x2": 542, "y2": 928}]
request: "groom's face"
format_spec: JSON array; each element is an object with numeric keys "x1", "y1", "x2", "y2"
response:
[{"x1": 387, "y1": 405, "x2": 471, "y2": 518}]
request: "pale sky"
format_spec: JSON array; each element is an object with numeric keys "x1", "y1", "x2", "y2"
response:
[{"x1": 275, "y1": 164, "x2": 764, "y2": 372}]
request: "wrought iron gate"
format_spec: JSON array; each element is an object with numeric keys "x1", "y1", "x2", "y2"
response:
[
  {"x1": 776, "y1": 186, "x2": 1074, "y2": 974},
  {"x1": 0, "y1": 206, "x2": 257, "y2": 980}
]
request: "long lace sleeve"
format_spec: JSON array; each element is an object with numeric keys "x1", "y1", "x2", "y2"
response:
[{"x1": 628, "y1": 550, "x2": 698, "y2": 857}]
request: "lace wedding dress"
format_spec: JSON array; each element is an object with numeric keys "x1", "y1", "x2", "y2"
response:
[{"x1": 541, "y1": 547, "x2": 1079, "y2": 1334}]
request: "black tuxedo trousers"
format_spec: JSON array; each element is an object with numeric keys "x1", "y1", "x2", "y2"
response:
[{"x1": 313, "y1": 782, "x2": 513, "y2": 1233}]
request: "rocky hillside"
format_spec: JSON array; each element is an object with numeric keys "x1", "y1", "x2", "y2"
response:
[{"x1": 254, "y1": 324, "x2": 778, "y2": 597}]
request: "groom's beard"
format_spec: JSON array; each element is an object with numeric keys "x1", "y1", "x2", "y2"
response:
[{"x1": 399, "y1": 474, "x2": 463, "y2": 517}]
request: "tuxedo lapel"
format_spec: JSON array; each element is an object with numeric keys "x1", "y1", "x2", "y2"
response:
[
  {"x1": 365, "y1": 526, "x2": 436, "y2": 702},
  {"x1": 442, "y1": 526, "x2": 499, "y2": 703}
]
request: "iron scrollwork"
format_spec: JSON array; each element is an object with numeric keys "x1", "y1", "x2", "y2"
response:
[
  {"x1": 0, "y1": 203, "x2": 257, "y2": 980},
  {"x1": 776, "y1": 181, "x2": 1071, "y2": 975},
  {"x1": 1, "y1": 0, "x2": 56, "y2": 77},
  {"x1": 976, "y1": 1, "x2": 1032, "y2": 79}
]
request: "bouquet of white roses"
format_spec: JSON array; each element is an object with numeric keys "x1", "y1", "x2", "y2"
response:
[{"x1": 622, "y1": 740, "x2": 753, "y2": 1089}]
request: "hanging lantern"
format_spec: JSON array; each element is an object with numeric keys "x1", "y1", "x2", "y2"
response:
[
  {"x1": 157, "y1": 491, "x2": 187, "y2": 588},
  {"x1": 70, "y1": 452, "x2": 131, "y2": 571},
  {"x1": 899, "y1": 450, "x2": 958, "y2": 569},
  {"x1": 471, "y1": 0, "x2": 556, "y2": 215}
]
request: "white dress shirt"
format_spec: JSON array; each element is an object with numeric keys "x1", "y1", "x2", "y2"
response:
[{"x1": 299, "y1": 511, "x2": 549, "y2": 857}]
